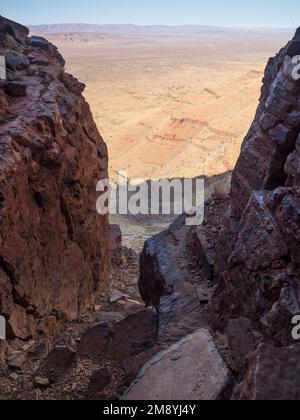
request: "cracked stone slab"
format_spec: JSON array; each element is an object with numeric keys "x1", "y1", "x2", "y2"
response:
[{"x1": 122, "y1": 329, "x2": 231, "y2": 401}]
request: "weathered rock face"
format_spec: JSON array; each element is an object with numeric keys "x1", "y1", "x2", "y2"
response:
[
  {"x1": 0, "y1": 17, "x2": 110, "y2": 341},
  {"x1": 122, "y1": 329, "x2": 232, "y2": 401},
  {"x1": 138, "y1": 200, "x2": 227, "y2": 348},
  {"x1": 238, "y1": 343, "x2": 300, "y2": 400},
  {"x1": 211, "y1": 28, "x2": 300, "y2": 393}
]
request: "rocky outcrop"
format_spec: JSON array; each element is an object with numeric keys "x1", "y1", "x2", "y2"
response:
[
  {"x1": 209, "y1": 28, "x2": 300, "y2": 397},
  {"x1": 0, "y1": 17, "x2": 110, "y2": 342},
  {"x1": 212, "y1": 30, "x2": 300, "y2": 344},
  {"x1": 138, "y1": 199, "x2": 227, "y2": 347}
]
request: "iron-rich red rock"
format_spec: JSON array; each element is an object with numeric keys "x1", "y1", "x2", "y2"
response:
[{"x1": 0, "y1": 17, "x2": 110, "y2": 342}]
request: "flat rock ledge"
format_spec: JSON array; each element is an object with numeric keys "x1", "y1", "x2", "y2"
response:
[{"x1": 122, "y1": 329, "x2": 232, "y2": 401}]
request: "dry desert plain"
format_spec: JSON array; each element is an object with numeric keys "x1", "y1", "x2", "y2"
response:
[
  {"x1": 28, "y1": 30, "x2": 294, "y2": 248},
  {"x1": 34, "y1": 31, "x2": 293, "y2": 183}
]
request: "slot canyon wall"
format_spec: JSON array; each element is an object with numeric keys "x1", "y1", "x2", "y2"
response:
[
  {"x1": 211, "y1": 29, "x2": 300, "y2": 398},
  {"x1": 1, "y1": 15, "x2": 300, "y2": 400},
  {"x1": 0, "y1": 16, "x2": 110, "y2": 342},
  {"x1": 212, "y1": 29, "x2": 300, "y2": 344}
]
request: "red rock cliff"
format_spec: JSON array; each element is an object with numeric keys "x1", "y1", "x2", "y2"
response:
[{"x1": 0, "y1": 17, "x2": 110, "y2": 340}]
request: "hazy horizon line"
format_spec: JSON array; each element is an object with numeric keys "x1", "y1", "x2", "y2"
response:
[{"x1": 28, "y1": 22, "x2": 295, "y2": 30}]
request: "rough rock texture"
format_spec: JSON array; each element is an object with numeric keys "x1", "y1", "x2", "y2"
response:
[
  {"x1": 212, "y1": 29, "x2": 300, "y2": 344},
  {"x1": 238, "y1": 343, "x2": 300, "y2": 400},
  {"x1": 39, "y1": 345, "x2": 76, "y2": 383},
  {"x1": 122, "y1": 329, "x2": 232, "y2": 401},
  {"x1": 139, "y1": 200, "x2": 227, "y2": 347},
  {"x1": 0, "y1": 17, "x2": 110, "y2": 342},
  {"x1": 79, "y1": 308, "x2": 158, "y2": 361},
  {"x1": 209, "y1": 28, "x2": 300, "y2": 397}
]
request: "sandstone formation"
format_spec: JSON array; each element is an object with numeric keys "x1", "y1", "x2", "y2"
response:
[{"x1": 0, "y1": 16, "x2": 110, "y2": 342}]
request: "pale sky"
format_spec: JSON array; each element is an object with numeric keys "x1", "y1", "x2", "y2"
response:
[{"x1": 1, "y1": 0, "x2": 299, "y2": 27}]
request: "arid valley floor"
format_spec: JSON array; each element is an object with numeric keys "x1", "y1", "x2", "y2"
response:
[
  {"x1": 30, "y1": 29, "x2": 293, "y2": 245},
  {"x1": 35, "y1": 31, "x2": 292, "y2": 181}
]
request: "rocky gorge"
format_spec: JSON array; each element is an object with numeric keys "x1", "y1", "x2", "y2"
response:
[{"x1": 0, "y1": 15, "x2": 300, "y2": 400}]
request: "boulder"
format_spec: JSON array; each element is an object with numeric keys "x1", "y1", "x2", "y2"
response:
[
  {"x1": 7, "y1": 352, "x2": 26, "y2": 370},
  {"x1": 78, "y1": 322, "x2": 110, "y2": 359},
  {"x1": 34, "y1": 376, "x2": 50, "y2": 389},
  {"x1": 109, "y1": 308, "x2": 158, "y2": 359},
  {"x1": 27, "y1": 36, "x2": 50, "y2": 50},
  {"x1": 0, "y1": 16, "x2": 29, "y2": 44},
  {"x1": 123, "y1": 346, "x2": 162, "y2": 386},
  {"x1": 40, "y1": 345, "x2": 76, "y2": 382},
  {"x1": 122, "y1": 329, "x2": 232, "y2": 401}
]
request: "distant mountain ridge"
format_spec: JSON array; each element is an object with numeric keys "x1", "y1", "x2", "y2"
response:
[{"x1": 28, "y1": 23, "x2": 293, "y2": 36}]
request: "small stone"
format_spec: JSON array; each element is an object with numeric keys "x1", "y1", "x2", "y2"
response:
[
  {"x1": 34, "y1": 376, "x2": 50, "y2": 389},
  {"x1": 170, "y1": 351, "x2": 182, "y2": 361},
  {"x1": 9, "y1": 372, "x2": 19, "y2": 381},
  {"x1": 94, "y1": 304, "x2": 102, "y2": 312},
  {"x1": 41, "y1": 346, "x2": 76, "y2": 382},
  {"x1": 7, "y1": 353, "x2": 26, "y2": 370}
]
